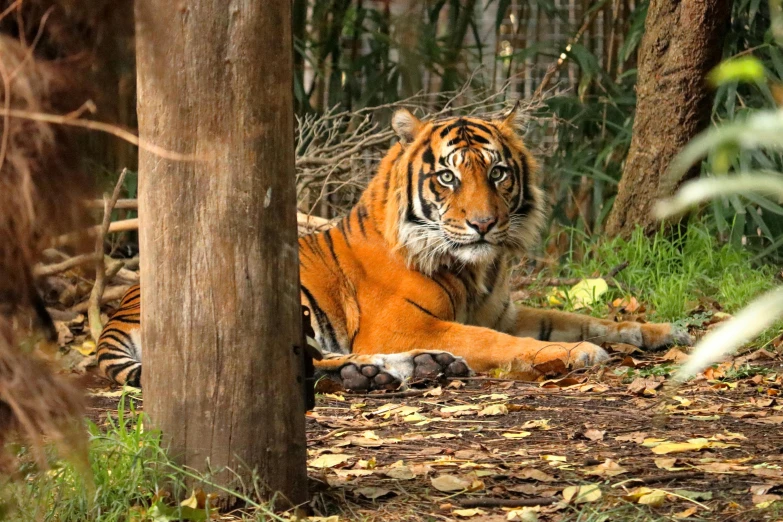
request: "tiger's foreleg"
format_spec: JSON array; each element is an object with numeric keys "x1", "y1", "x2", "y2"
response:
[{"x1": 509, "y1": 305, "x2": 692, "y2": 349}]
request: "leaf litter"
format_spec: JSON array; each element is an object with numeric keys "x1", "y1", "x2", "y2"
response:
[{"x1": 83, "y1": 318, "x2": 783, "y2": 521}]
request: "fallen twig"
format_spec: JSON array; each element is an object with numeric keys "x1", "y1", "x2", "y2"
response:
[
  {"x1": 70, "y1": 285, "x2": 131, "y2": 314},
  {"x1": 458, "y1": 497, "x2": 558, "y2": 508},
  {"x1": 88, "y1": 169, "x2": 127, "y2": 342},
  {"x1": 612, "y1": 471, "x2": 703, "y2": 488},
  {"x1": 86, "y1": 198, "x2": 138, "y2": 209},
  {"x1": 33, "y1": 252, "x2": 101, "y2": 277},
  {"x1": 53, "y1": 218, "x2": 139, "y2": 247}
]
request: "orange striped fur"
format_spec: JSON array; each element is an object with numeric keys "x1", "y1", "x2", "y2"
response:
[
  {"x1": 97, "y1": 107, "x2": 690, "y2": 390},
  {"x1": 96, "y1": 285, "x2": 141, "y2": 387}
]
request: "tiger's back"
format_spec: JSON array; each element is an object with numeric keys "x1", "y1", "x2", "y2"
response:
[{"x1": 96, "y1": 284, "x2": 142, "y2": 387}]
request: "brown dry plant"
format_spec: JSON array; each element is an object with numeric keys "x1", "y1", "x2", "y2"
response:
[{"x1": 0, "y1": 33, "x2": 93, "y2": 469}]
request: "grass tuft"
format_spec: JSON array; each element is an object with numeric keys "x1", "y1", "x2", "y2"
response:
[{"x1": 539, "y1": 223, "x2": 778, "y2": 323}]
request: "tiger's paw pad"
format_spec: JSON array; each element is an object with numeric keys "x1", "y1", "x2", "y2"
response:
[
  {"x1": 412, "y1": 352, "x2": 470, "y2": 381},
  {"x1": 337, "y1": 364, "x2": 401, "y2": 392}
]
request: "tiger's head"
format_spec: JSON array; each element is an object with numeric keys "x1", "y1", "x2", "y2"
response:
[{"x1": 383, "y1": 106, "x2": 546, "y2": 274}]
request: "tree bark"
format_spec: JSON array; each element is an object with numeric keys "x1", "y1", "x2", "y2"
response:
[
  {"x1": 605, "y1": 0, "x2": 732, "y2": 236},
  {"x1": 135, "y1": 0, "x2": 307, "y2": 507}
]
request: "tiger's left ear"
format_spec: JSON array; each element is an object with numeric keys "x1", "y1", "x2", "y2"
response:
[
  {"x1": 500, "y1": 100, "x2": 521, "y2": 129},
  {"x1": 392, "y1": 108, "x2": 423, "y2": 145}
]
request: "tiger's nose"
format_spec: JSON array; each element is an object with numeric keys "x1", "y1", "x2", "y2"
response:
[{"x1": 466, "y1": 216, "x2": 497, "y2": 235}]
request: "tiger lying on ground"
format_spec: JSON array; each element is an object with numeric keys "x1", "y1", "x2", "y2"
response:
[{"x1": 97, "y1": 106, "x2": 691, "y2": 390}]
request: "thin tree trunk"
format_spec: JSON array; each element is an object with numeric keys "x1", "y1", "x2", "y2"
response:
[
  {"x1": 134, "y1": 0, "x2": 308, "y2": 507},
  {"x1": 605, "y1": 0, "x2": 731, "y2": 236}
]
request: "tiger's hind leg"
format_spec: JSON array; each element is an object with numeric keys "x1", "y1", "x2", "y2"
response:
[{"x1": 315, "y1": 351, "x2": 472, "y2": 392}]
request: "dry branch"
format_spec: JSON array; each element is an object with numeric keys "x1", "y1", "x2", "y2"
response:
[
  {"x1": 458, "y1": 497, "x2": 558, "y2": 508},
  {"x1": 33, "y1": 252, "x2": 101, "y2": 277},
  {"x1": 70, "y1": 285, "x2": 131, "y2": 314},
  {"x1": 88, "y1": 169, "x2": 127, "y2": 342}
]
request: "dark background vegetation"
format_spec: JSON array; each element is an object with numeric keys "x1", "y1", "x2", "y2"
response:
[{"x1": 2, "y1": 0, "x2": 782, "y2": 260}]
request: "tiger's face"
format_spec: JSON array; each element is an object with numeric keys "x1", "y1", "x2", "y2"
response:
[{"x1": 390, "y1": 108, "x2": 545, "y2": 272}]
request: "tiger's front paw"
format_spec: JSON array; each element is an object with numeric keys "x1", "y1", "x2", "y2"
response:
[
  {"x1": 566, "y1": 342, "x2": 610, "y2": 368},
  {"x1": 638, "y1": 322, "x2": 693, "y2": 350},
  {"x1": 337, "y1": 351, "x2": 472, "y2": 392}
]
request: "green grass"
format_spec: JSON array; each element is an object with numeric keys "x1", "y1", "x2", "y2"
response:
[
  {"x1": 538, "y1": 223, "x2": 779, "y2": 324},
  {"x1": 1, "y1": 396, "x2": 283, "y2": 522}
]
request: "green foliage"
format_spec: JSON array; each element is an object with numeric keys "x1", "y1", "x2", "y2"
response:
[
  {"x1": 2, "y1": 395, "x2": 281, "y2": 522},
  {"x1": 538, "y1": 224, "x2": 777, "y2": 323}
]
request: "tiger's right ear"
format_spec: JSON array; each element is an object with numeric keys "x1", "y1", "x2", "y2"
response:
[{"x1": 392, "y1": 108, "x2": 422, "y2": 145}]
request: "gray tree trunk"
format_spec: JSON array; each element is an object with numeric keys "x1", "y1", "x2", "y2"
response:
[
  {"x1": 135, "y1": 0, "x2": 307, "y2": 507},
  {"x1": 605, "y1": 0, "x2": 732, "y2": 236}
]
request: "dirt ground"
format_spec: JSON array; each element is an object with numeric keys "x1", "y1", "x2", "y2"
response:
[{"x1": 84, "y1": 344, "x2": 783, "y2": 522}]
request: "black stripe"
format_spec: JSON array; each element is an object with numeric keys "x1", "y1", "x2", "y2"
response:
[
  {"x1": 404, "y1": 298, "x2": 439, "y2": 319},
  {"x1": 429, "y1": 275, "x2": 457, "y2": 320},
  {"x1": 493, "y1": 300, "x2": 511, "y2": 330},
  {"x1": 356, "y1": 205, "x2": 368, "y2": 238},
  {"x1": 301, "y1": 286, "x2": 339, "y2": 353}
]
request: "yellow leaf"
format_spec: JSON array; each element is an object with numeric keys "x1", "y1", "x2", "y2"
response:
[
  {"x1": 566, "y1": 278, "x2": 609, "y2": 310},
  {"x1": 521, "y1": 419, "x2": 551, "y2": 430},
  {"x1": 431, "y1": 474, "x2": 472, "y2": 492},
  {"x1": 308, "y1": 454, "x2": 352, "y2": 468},
  {"x1": 180, "y1": 490, "x2": 199, "y2": 509},
  {"x1": 584, "y1": 459, "x2": 627, "y2": 477},
  {"x1": 563, "y1": 484, "x2": 602, "y2": 504},
  {"x1": 654, "y1": 458, "x2": 678, "y2": 470},
  {"x1": 453, "y1": 508, "x2": 487, "y2": 517},
  {"x1": 441, "y1": 404, "x2": 480, "y2": 413},
  {"x1": 674, "y1": 507, "x2": 698, "y2": 519},
  {"x1": 502, "y1": 432, "x2": 532, "y2": 439},
  {"x1": 76, "y1": 340, "x2": 96, "y2": 356},
  {"x1": 641, "y1": 437, "x2": 668, "y2": 447},
  {"x1": 479, "y1": 404, "x2": 509, "y2": 416},
  {"x1": 638, "y1": 489, "x2": 667, "y2": 507},
  {"x1": 541, "y1": 455, "x2": 567, "y2": 462},
  {"x1": 547, "y1": 288, "x2": 566, "y2": 307},
  {"x1": 507, "y1": 507, "x2": 540, "y2": 522},
  {"x1": 323, "y1": 393, "x2": 345, "y2": 401}
]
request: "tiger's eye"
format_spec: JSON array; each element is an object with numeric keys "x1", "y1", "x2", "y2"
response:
[
  {"x1": 438, "y1": 171, "x2": 455, "y2": 184},
  {"x1": 490, "y1": 167, "x2": 507, "y2": 181}
]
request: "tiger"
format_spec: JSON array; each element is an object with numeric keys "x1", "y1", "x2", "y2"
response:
[
  {"x1": 96, "y1": 284, "x2": 141, "y2": 387},
  {"x1": 97, "y1": 106, "x2": 692, "y2": 390}
]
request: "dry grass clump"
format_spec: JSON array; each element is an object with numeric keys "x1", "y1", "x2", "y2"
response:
[{"x1": 0, "y1": 34, "x2": 93, "y2": 469}]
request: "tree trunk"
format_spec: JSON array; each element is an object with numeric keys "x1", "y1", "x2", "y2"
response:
[
  {"x1": 135, "y1": 0, "x2": 308, "y2": 507},
  {"x1": 605, "y1": 0, "x2": 731, "y2": 236}
]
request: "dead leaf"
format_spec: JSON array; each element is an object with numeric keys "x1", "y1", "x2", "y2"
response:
[
  {"x1": 353, "y1": 487, "x2": 394, "y2": 500},
  {"x1": 627, "y1": 377, "x2": 663, "y2": 396},
  {"x1": 674, "y1": 507, "x2": 698, "y2": 519},
  {"x1": 478, "y1": 403, "x2": 508, "y2": 416},
  {"x1": 506, "y1": 507, "x2": 540, "y2": 521},
  {"x1": 615, "y1": 432, "x2": 647, "y2": 444},
  {"x1": 662, "y1": 347, "x2": 689, "y2": 363},
  {"x1": 431, "y1": 474, "x2": 472, "y2": 492},
  {"x1": 613, "y1": 296, "x2": 641, "y2": 313},
  {"x1": 654, "y1": 458, "x2": 678, "y2": 470},
  {"x1": 516, "y1": 468, "x2": 556, "y2": 482},
  {"x1": 582, "y1": 429, "x2": 606, "y2": 441},
  {"x1": 584, "y1": 459, "x2": 627, "y2": 477},
  {"x1": 308, "y1": 454, "x2": 352, "y2": 468},
  {"x1": 753, "y1": 493, "x2": 782, "y2": 507},
  {"x1": 562, "y1": 484, "x2": 602, "y2": 504},
  {"x1": 452, "y1": 508, "x2": 487, "y2": 518},
  {"x1": 520, "y1": 419, "x2": 551, "y2": 430},
  {"x1": 502, "y1": 432, "x2": 532, "y2": 439},
  {"x1": 539, "y1": 376, "x2": 581, "y2": 387},
  {"x1": 638, "y1": 489, "x2": 667, "y2": 507}
]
